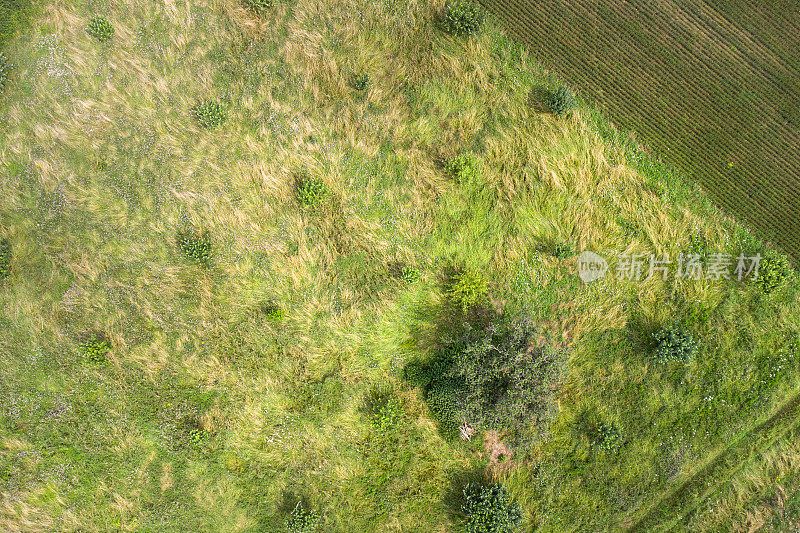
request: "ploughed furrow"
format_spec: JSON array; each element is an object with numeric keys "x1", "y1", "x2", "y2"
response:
[{"x1": 480, "y1": 0, "x2": 800, "y2": 256}]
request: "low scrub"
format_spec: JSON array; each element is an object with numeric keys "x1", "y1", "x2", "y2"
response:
[
  {"x1": 351, "y1": 73, "x2": 370, "y2": 91},
  {"x1": 194, "y1": 100, "x2": 227, "y2": 130},
  {"x1": 440, "y1": 0, "x2": 485, "y2": 37},
  {"x1": 447, "y1": 267, "x2": 488, "y2": 312},
  {"x1": 756, "y1": 254, "x2": 792, "y2": 293},
  {"x1": 0, "y1": 53, "x2": 9, "y2": 94},
  {"x1": 547, "y1": 85, "x2": 577, "y2": 116},
  {"x1": 285, "y1": 501, "x2": 320, "y2": 533},
  {"x1": 444, "y1": 152, "x2": 481, "y2": 183},
  {"x1": 651, "y1": 326, "x2": 698, "y2": 363},
  {"x1": 80, "y1": 333, "x2": 111, "y2": 364},
  {"x1": 243, "y1": 0, "x2": 277, "y2": 15},
  {"x1": 595, "y1": 421, "x2": 623, "y2": 452},
  {"x1": 0, "y1": 237, "x2": 10, "y2": 281},
  {"x1": 462, "y1": 482, "x2": 523, "y2": 533},
  {"x1": 177, "y1": 230, "x2": 212, "y2": 265},
  {"x1": 87, "y1": 15, "x2": 114, "y2": 42},
  {"x1": 295, "y1": 176, "x2": 328, "y2": 207}
]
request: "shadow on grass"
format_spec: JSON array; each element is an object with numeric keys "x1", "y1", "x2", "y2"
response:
[
  {"x1": 442, "y1": 463, "x2": 491, "y2": 524},
  {"x1": 528, "y1": 86, "x2": 553, "y2": 114}
]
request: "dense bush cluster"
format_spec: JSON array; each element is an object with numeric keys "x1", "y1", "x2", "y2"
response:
[
  {"x1": 285, "y1": 502, "x2": 320, "y2": 533},
  {"x1": 177, "y1": 230, "x2": 212, "y2": 265},
  {"x1": 0, "y1": 237, "x2": 10, "y2": 282},
  {"x1": 194, "y1": 100, "x2": 227, "y2": 130},
  {"x1": 406, "y1": 318, "x2": 561, "y2": 447},
  {"x1": 547, "y1": 85, "x2": 577, "y2": 116},
  {"x1": 87, "y1": 15, "x2": 114, "y2": 42},
  {"x1": 447, "y1": 268, "x2": 488, "y2": 311},
  {"x1": 80, "y1": 334, "x2": 111, "y2": 364},
  {"x1": 296, "y1": 176, "x2": 328, "y2": 207},
  {"x1": 243, "y1": 0, "x2": 277, "y2": 15},
  {"x1": 441, "y1": 0, "x2": 485, "y2": 37},
  {"x1": 756, "y1": 254, "x2": 792, "y2": 293},
  {"x1": 462, "y1": 482, "x2": 522, "y2": 533},
  {"x1": 651, "y1": 326, "x2": 698, "y2": 363},
  {"x1": 444, "y1": 152, "x2": 481, "y2": 183}
]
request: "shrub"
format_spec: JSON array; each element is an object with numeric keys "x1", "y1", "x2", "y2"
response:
[
  {"x1": 462, "y1": 482, "x2": 523, "y2": 533},
  {"x1": 177, "y1": 230, "x2": 212, "y2": 265},
  {"x1": 444, "y1": 152, "x2": 481, "y2": 183},
  {"x1": 547, "y1": 85, "x2": 577, "y2": 116},
  {"x1": 87, "y1": 15, "x2": 114, "y2": 42},
  {"x1": 188, "y1": 427, "x2": 210, "y2": 447},
  {"x1": 243, "y1": 0, "x2": 277, "y2": 14},
  {"x1": 0, "y1": 53, "x2": 9, "y2": 93},
  {"x1": 351, "y1": 73, "x2": 370, "y2": 91},
  {"x1": 81, "y1": 334, "x2": 111, "y2": 364},
  {"x1": 285, "y1": 502, "x2": 320, "y2": 533},
  {"x1": 596, "y1": 422, "x2": 623, "y2": 452},
  {"x1": 409, "y1": 319, "x2": 561, "y2": 448},
  {"x1": 194, "y1": 100, "x2": 227, "y2": 130},
  {"x1": 262, "y1": 303, "x2": 285, "y2": 323},
  {"x1": 0, "y1": 238, "x2": 10, "y2": 282},
  {"x1": 441, "y1": 0, "x2": 485, "y2": 37},
  {"x1": 756, "y1": 254, "x2": 792, "y2": 293},
  {"x1": 296, "y1": 176, "x2": 328, "y2": 207},
  {"x1": 401, "y1": 266, "x2": 420, "y2": 283},
  {"x1": 652, "y1": 326, "x2": 698, "y2": 363},
  {"x1": 447, "y1": 268, "x2": 488, "y2": 311},
  {"x1": 553, "y1": 241, "x2": 576, "y2": 259}
]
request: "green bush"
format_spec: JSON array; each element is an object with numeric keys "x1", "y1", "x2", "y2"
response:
[
  {"x1": 447, "y1": 268, "x2": 488, "y2": 311},
  {"x1": 262, "y1": 303, "x2": 285, "y2": 323},
  {"x1": 285, "y1": 502, "x2": 320, "y2": 533},
  {"x1": 444, "y1": 152, "x2": 481, "y2": 183},
  {"x1": 651, "y1": 326, "x2": 698, "y2": 363},
  {"x1": 547, "y1": 85, "x2": 577, "y2": 116},
  {"x1": 87, "y1": 15, "x2": 114, "y2": 42},
  {"x1": 296, "y1": 176, "x2": 328, "y2": 207},
  {"x1": 0, "y1": 238, "x2": 10, "y2": 282},
  {"x1": 188, "y1": 427, "x2": 210, "y2": 447},
  {"x1": 401, "y1": 266, "x2": 420, "y2": 283},
  {"x1": 0, "y1": 53, "x2": 9, "y2": 94},
  {"x1": 351, "y1": 73, "x2": 370, "y2": 91},
  {"x1": 441, "y1": 0, "x2": 485, "y2": 37},
  {"x1": 553, "y1": 241, "x2": 576, "y2": 259},
  {"x1": 177, "y1": 230, "x2": 212, "y2": 265},
  {"x1": 756, "y1": 254, "x2": 792, "y2": 293},
  {"x1": 462, "y1": 482, "x2": 523, "y2": 533},
  {"x1": 408, "y1": 319, "x2": 561, "y2": 448},
  {"x1": 243, "y1": 0, "x2": 277, "y2": 14},
  {"x1": 596, "y1": 422, "x2": 623, "y2": 452},
  {"x1": 194, "y1": 100, "x2": 227, "y2": 130},
  {"x1": 81, "y1": 334, "x2": 111, "y2": 364}
]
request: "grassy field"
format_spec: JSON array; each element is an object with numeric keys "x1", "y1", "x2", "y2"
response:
[
  {"x1": 479, "y1": 0, "x2": 800, "y2": 260},
  {"x1": 0, "y1": 0, "x2": 799, "y2": 531}
]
